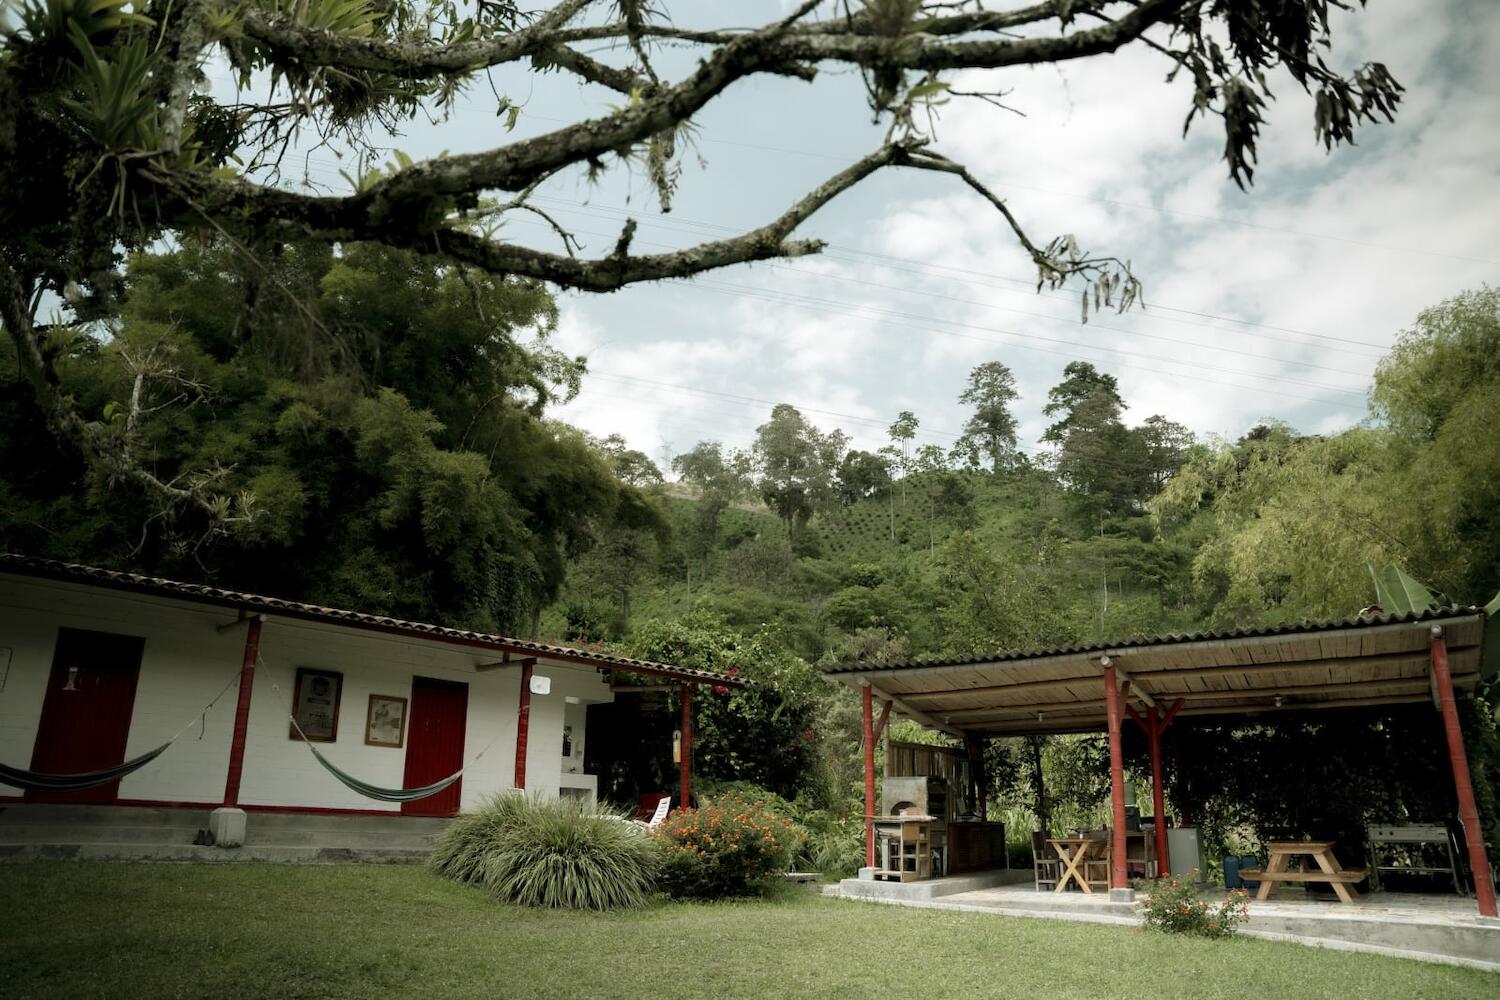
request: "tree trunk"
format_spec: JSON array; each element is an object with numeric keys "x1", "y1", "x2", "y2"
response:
[{"x1": 1028, "y1": 735, "x2": 1050, "y2": 832}]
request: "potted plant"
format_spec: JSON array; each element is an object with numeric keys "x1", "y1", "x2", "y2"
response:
[{"x1": 1221, "y1": 826, "x2": 1262, "y2": 891}]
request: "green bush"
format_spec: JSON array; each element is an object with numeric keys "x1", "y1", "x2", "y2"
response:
[
  {"x1": 430, "y1": 794, "x2": 661, "y2": 911},
  {"x1": 801, "y1": 814, "x2": 865, "y2": 878},
  {"x1": 1137, "y1": 872, "x2": 1250, "y2": 938},
  {"x1": 653, "y1": 790, "x2": 806, "y2": 898}
]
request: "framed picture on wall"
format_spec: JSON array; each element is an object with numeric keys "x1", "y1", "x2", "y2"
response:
[
  {"x1": 290, "y1": 667, "x2": 343, "y2": 742},
  {"x1": 365, "y1": 694, "x2": 408, "y2": 748}
]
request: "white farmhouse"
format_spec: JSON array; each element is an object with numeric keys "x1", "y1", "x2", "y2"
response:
[{"x1": 0, "y1": 554, "x2": 738, "y2": 856}]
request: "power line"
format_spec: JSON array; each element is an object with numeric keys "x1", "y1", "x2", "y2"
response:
[
  {"x1": 487, "y1": 210, "x2": 1369, "y2": 401},
  {"x1": 526, "y1": 193, "x2": 1398, "y2": 355},
  {"x1": 288, "y1": 153, "x2": 1400, "y2": 355},
  {"x1": 510, "y1": 111, "x2": 1499, "y2": 268},
  {"x1": 679, "y1": 276, "x2": 1367, "y2": 405},
  {"x1": 477, "y1": 212, "x2": 1371, "y2": 406}
]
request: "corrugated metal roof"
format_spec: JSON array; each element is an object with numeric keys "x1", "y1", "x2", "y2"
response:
[
  {"x1": 822, "y1": 605, "x2": 1485, "y2": 677},
  {"x1": 0, "y1": 553, "x2": 748, "y2": 687}
]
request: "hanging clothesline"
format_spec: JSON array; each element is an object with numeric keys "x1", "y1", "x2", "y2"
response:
[{"x1": 0, "y1": 664, "x2": 245, "y2": 792}]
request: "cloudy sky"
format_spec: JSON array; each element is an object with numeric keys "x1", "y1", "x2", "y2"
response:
[{"x1": 278, "y1": 1, "x2": 1500, "y2": 468}]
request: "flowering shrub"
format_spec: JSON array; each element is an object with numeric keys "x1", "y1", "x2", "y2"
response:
[
  {"x1": 653, "y1": 790, "x2": 807, "y2": 898},
  {"x1": 1138, "y1": 872, "x2": 1251, "y2": 938}
]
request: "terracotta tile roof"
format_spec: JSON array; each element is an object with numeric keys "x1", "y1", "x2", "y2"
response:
[
  {"x1": 0, "y1": 553, "x2": 747, "y2": 687},
  {"x1": 822, "y1": 605, "x2": 1485, "y2": 676}
]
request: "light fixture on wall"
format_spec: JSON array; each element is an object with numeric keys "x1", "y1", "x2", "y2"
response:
[{"x1": 672, "y1": 729, "x2": 682, "y2": 764}]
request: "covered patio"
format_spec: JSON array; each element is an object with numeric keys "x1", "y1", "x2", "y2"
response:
[{"x1": 823, "y1": 606, "x2": 1497, "y2": 924}]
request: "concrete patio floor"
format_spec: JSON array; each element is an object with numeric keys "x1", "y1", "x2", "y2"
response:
[{"x1": 832, "y1": 871, "x2": 1500, "y2": 973}]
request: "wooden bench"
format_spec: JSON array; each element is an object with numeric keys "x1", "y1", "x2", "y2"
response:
[
  {"x1": 1239, "y1": 869, "x2": 1367, "y2": 883},
  {"x1": 1243, "y1": 841, "x2": 1366, "y2": 904}
]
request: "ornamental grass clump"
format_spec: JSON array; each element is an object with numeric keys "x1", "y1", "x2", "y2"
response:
[
  {"x1": 1138, "y1": 871, "x2": 1251, "y2": 938},
  {"x1": 653, "y1": 790, "x2": 806, "y2": 899},
  {"x1": 429, "y1": 794, "x2": 661, "y2": 911}
]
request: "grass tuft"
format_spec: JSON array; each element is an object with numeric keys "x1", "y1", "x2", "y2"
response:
[{"x1": 429, "y1": 793, "x2": 661, "y2": 911}]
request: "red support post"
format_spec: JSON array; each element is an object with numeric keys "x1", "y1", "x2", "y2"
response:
[
  {"x1": 1431, "y1": 630, "x2": 1497, "y2": 917},
  {"x1": 514, "y1": 660, "x2": 534, "y2": 790},
  {"x1": 862, "y1": 683, "x2": 876, "y2": 869},
  {"x1": 678, "y1": 684, "x2": 694, "y2": 810},
  {"x1": 1103, "y1": 658, "x2": 1128, "y2": 891},
  {"x1": 1148, "y1": 706, "x2": 1170, "y2": 879},
  {"x1": 222, "y1": 616, "x2": 263, "y2": 807}
]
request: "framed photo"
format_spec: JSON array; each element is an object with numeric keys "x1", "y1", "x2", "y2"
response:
[
  {"x1": 290, "y1": 667, "x2": 343, "y2": 742},
  {"x1": 365, "y1": 694, "x2": 408, "y2": 748}
]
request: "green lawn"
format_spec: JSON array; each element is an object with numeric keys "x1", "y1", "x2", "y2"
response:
[{"x1": 1, "y1": 864, "x2": 1494, "y2": 999}]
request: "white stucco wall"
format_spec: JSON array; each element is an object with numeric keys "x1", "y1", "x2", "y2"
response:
[
  {"x1": 0, "y1": 573, "x2": 614, "y2": 812},
  {"x1": 0, "y1": 577, "x2": 242, "y2": 804}
]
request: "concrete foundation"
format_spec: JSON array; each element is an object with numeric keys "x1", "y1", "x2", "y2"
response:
[
  {"x1": 831, "y1": 876, "x2": 1500, "y2": 974},
  {"x1": 0, "y1": 803, "x2": 449, "y2": 864},
  {"x1": 838, "y1": 867, "x2": 1031, "y2": 902},
  {"x1": 208, "y1": 807, "x2": 246, "y2": 848}
]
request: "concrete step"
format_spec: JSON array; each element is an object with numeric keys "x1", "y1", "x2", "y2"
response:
[
  {"x1": 0, "y1": 843, "x2": 430, "y2": 864},
  {"x1": 244, "y1": 812, "x2": 452, "y2": 836},
  {"x1": 243, "y1": 828, "x2": 443, "y2": 849},
  {"x1": 0, "y1": 804, "x2": 210, "y2": 828},
  {"x1": 0, "y1": 804, "x2": 451, "y2": 856},
  {"x1": 0, "y1": 823, "x2": 202, "y2": 846},
  {"x1": 945, "y1": 890, "x2": 1139, "y2": 919}
]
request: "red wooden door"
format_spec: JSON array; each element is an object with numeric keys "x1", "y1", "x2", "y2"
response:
[
  {"x1": 28, "y1": 627, "x2": 146, "y2": 803},
  {"x1": 401, "y1": 677, "x2": 468, "y2": 817}
]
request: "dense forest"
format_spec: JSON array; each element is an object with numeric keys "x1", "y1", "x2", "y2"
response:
[{"x1": 3, "y1": 238, "x2": 1496, "y2": 874}]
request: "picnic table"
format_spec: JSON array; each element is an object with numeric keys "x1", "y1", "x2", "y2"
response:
[
  {"x1": 1240, "y1": 841, "x2": 1367, "y2": 904},
  {"x1": 1048, "y1": 837, "x2": 1103, "y2": 894}
]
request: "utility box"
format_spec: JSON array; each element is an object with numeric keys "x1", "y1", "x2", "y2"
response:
[{"x1": 1167, "y1": 827, "x2": 1203, "y2": 879}]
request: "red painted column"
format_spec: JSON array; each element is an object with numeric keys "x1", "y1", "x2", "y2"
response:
[
  {"x1": 862, "y1": 683, "x2": 876, "y2": 868},
  {"x1": 222, "y1": 616, "x2": 263, "y2": 807},
  {"x1": 1103, "y1": 658, "x2": 1127, "y2": 890},
  {"x1": 678, "y1": 684, "x2": 694, "y2": 810},
  {"x1": 1431, "y1": 630, "x2": 1497, "y2": 917},
  {"x1": 1148, "y1": 707, "x2": 1170, "y2": 879},
  {"x1": 514, "y1": 661, "x2": 534, "y2": 790}
]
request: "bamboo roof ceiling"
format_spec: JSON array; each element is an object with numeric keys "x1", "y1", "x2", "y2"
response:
[{"x1": 822, "y1": 608, "x2": 1490, "y2": 738}]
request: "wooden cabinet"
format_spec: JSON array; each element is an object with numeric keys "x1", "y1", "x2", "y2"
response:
[
  {"x1": 948, "y1": 822, "x2": 1006, "y2": 874},
  {"x1": 873, "y1": 817, "x2": 934, "y2": 882}
]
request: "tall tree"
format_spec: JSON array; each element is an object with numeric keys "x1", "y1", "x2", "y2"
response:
[
  {"x1": 3, "y1": 1, "x2": 1403, "y2": 520},
  {"x1": 670, "y1": 440, "x2": 751, "y2": 577},
  {"x1": 836, "y1": 449, "x2": 892, "y2": 505},
  {"x1": 953, "y1": 361, "x2": 1021, "y2": 472},
  {"x1": 1041, "y1": 362, "x2": 1123, "y2": 444},
  {"x1": 1134, "y1": 415, "x2": 1194, "y2": 493},
  {"x1": 0, "y1": 237, "x2": 637, "y2": 633},
  {"x1": 752, "y1": 404, "x2": 846, "y2": 542},
  {"x1": 594, "y1": 433, "x2": 664, "y2": 487},
  {"x1": 1053, "y1": 385, "x2": 1136, "y2": 518},
  {"x1": 888, "y1": 409, "x2": 919, "y2": 505},
  {"x1": 1152, "y1": 287, "x2": 1500, "y2": 624}
]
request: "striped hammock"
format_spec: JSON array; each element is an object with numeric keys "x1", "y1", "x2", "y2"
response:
[
  {"x1": 0, "y1": 743, "x2": 170, "y2": 792},
  {"x1": 299, "y1": 739, "x2": 462, "y2": 803}
]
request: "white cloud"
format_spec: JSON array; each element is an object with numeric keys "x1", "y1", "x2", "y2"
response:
[{"x1": 521, "y1": 2, "x2": 1500, "y2": 465}]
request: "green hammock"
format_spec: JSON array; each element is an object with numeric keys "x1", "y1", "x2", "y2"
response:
[
  {"x1": 298, "y1": 735, "x2": 463, "y2": 803},
  {"x1": 0, "y1": 743, "x2": 170, "y2": 792}
]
